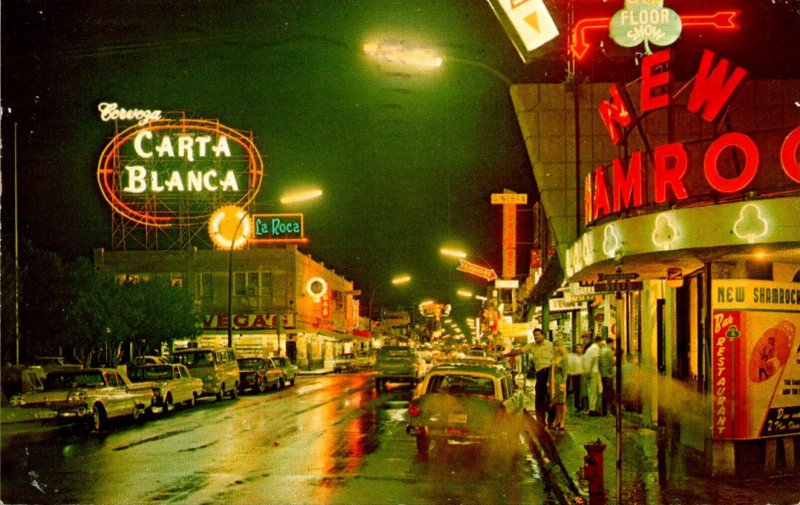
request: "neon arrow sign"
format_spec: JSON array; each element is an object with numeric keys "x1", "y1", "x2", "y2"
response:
[
  {"x1": 569, "y1": 11, "x2": 739, "y2": 60},
  {"x1": 456, "y1": 259, "x2": 498, "y2": 282}
]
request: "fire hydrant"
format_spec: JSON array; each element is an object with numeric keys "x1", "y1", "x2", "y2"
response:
[{"x1": 577, "y1": 438, "x2": 606, "y2": 505}]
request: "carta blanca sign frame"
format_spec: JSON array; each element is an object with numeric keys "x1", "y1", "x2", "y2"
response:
[
  {"x1": 97, "y1": 118, "x2": 263, "y2": 228},
  {"x1": 250, "y1": 213, "x2": 308, "y2": 245}
]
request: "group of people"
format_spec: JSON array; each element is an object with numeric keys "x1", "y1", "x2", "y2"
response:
[{"x1": 505, "y1": 329, "x2": 616, "y2": 431}]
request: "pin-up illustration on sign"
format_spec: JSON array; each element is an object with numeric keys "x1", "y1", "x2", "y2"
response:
[{"x1": 610, "y1": 0, "x2": 682, "y2": 54}]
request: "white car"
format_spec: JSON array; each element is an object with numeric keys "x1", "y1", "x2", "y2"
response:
[{"x1": 129, "y1": 364, "x2": 203, "y2": 414}]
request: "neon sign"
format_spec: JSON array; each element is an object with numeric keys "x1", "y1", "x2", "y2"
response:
[
  {"x1": 208, "y1": 206, "x2": 251, "y2": 250},
  {"x1": 251, "y1": 214, "x2": 308, "y2": 245},
  {"x1": 97, "y1": 119, "x2": 263, "y2": 227},
  {"x1": 609, "y1": 0, "x2": 682, "y2": 54},
  {"x1": 570, "y1": 10, "x2": 738, "y2": 60},
  {"x1": 98, "y1": 102, "x2": 162, "y2": 126},
  {"x1": 584, "y1": 49, "x2": 800, "y2": 226},
  {"x1": 733, "y1": 204, "x2": 769, "y2": 244}
]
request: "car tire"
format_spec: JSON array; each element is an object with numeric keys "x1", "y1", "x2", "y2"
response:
[
  {"x1": 187, "y1": 393, "x2": 197, "y2": 408},
  {"x1": 375, "y1": 378, "x2": 383, "y2": 392},
  {"x1": 416, "y1": 434, "x2": 430, "y2": 456},
  {"x1": 133, "y1": 404, "x2": 146, "y2": 424},
  {"x1": 163, "y1": 394, "x2": 173, "y2": 416},
  {"x1": 278, "y1": 378, "x2": 285, "y2": 389},
  {"x1": 229, "y1": 384, "x2": 238, "y2": 400},
  {"x1": 92, "y1": 404, "x2": 107, "y2": 433},
  {"x1": 257, "y1": 377, "x2": 267, "y2": 394},
  {"x1": 216, "y1": 387, "x2": 224, "y2": 402}
]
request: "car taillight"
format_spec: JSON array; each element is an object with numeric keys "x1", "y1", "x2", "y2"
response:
[
  {"x1": 497, "y1": 403, "x2": 507, "y2": 418},
  {"x1": 408, "y1": 401, "x2": 421, "y2": 417}
]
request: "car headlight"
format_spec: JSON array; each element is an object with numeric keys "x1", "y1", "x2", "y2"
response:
[{"x1": 205, "y1": 374, "x2": 215, "y2": 382}]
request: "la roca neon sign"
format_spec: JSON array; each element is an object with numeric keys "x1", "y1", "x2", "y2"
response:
[{"x1": 585, "y1": 49, "x2": 800, "y2": 225}]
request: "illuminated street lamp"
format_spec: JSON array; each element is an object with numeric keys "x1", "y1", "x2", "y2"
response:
[
  {"x1": 362, "y1": 39, "x2": 512, "y2": 85},
  {"x1": 368, "y1": 274, "x2": 412, "y2": 327},
  {"x1": 440, "y1": 247, "x2": 468, "y2": 259},
  {"x1": 280, "y1": 188, "x2": 323, "y2": 205},
  {"x1": 457, "y1": 289, "x2": 474, "y2": 298}
]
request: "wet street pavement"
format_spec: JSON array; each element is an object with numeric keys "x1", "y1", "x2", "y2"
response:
[{"x1": 1, "y1": 373, "x2": 552, "y2": 505}]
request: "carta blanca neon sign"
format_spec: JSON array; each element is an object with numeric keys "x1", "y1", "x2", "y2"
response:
[
  {"x1": 251, "y1": 214, "x2": 308, "y2": 244},
  {"x1": 97, "y1": 119, "x2": 263, "y2": 227}
]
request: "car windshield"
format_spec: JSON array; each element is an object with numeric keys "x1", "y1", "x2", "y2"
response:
[
  {"x1": 172, "y1": 351, "x2": 213, "y2": 368},
  {"x1": 382, "y1": 350, "x2": 411, "y2": 358},
  {"x1": 45, "y1": 371, "x2": 106, "y2": 390},
  {"x1": 139, "y1": 366, "x2": 172, "y2": 380},
  {"x1": 237, "y1": 359, "x2": 263, "y2": 370},
  {"x1": 426, "y1": 374, "x2": 496, "y2": 398}
]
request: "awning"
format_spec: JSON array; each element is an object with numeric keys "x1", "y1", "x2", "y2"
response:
[{"x1": 525, "y1": 253, "x2": 564, "y2": 306}]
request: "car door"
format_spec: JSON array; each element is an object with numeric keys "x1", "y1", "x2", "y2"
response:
[{"x1": 102, "y1": 372, "x2": 130, "y2": 419}]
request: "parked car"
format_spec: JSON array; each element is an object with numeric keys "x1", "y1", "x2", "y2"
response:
[
  {"x1": 374, "y1": 346, "x2": 424, "y2": 392},
  {"x1": 270, "y1": 356, "x2": 298, "y2": 387},
  {"x1": 406, "y1": 362, "x2": 525, "y2": 455},
  {"x1": 236, "y1": 357, "x2": 282, "y2": 394},
  {"x1": 355, "y1": 351, "x2": 376, "y2": 369},
  {"x1": 333, "y1": 353, "x2": 358, "y2": 373},
  {"x1": 170, "y1": 348, "x2": 239, "y2": 401},
  {"x1": 132, "y1": 355, "x2": 168, "y2": 366},
  {"x1": 129, "y1": 363, "x2": 202, "y2": 414},
  {"x1": 32, "y1": 356, "x2": 83, "y2": 374},
  {"x1": 10, "y1": 368, "x2": 156, "y2": 432}
]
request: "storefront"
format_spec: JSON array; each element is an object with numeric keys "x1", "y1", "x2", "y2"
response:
[{"x1": 512, "y1": 48, "x2": 800, "y2": 476}]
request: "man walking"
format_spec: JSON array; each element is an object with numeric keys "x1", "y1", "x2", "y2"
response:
[
  {"x1": 599, "y1": 338, "x2": 615, "y2": 415},
  {"x1": 505, "y1": 328, "x2": 554, "y2": 425},
  {"x1": 583, "y1": 336, "x2": 603, "y2": 416}
]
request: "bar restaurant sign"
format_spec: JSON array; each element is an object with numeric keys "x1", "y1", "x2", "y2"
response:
[
  {"x1": 583, "y1": 49, "x2": 800, "y2": 226},
  {"x1": 711, "y1": 279, "x2": 800, "y2": 440},
  {"x1": 97, "y1": 113, "x2": 264, "y2": 228}
]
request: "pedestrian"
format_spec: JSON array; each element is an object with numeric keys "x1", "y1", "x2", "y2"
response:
[
  {"x1": 569, "y1": 343, "x2": 585, "y2": 412},
  {"x1": 549, "y1": 339, "x2": 569, "y2": 430},
  {"x1": 503, "y1": 327, "x2": 554, "y2": 426},
  {"x1": 599, "y1": 337, "x2": 615, "y2": 415},
  {"x1": 582, "y1": 336, "x2": 603, "y2": 416}
]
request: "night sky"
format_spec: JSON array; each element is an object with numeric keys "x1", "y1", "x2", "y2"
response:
[{"x1": 2, "y1": 0, "x2": 799, "y2": 317}]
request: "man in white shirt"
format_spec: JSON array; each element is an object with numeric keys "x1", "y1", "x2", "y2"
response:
[
  {"x1": 582, "y1": 336, "x2": 603, "y2": 416},
  {"x1": 505, "y1": 328, "x2": 554, "y2": 425}
]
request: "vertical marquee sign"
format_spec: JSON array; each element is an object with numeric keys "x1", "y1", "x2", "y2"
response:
[{"x1": 97, "y1": 118, "x2": 264, "y2": 228}]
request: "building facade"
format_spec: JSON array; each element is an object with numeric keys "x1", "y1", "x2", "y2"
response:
[
  {"x1": 512, "y1": 50, "x2": 800, "y2": 476},
  {"x1": 94, "y1": 245, "x2": 361, "y2": 370}
]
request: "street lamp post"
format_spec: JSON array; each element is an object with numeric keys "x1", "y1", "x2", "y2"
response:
[
  {"x1": 368, "y1": 275, "x2": 411, "y2": 332},
  {"x1": 227, "y1": 210, "x2": 251, "y2": 348},
  {"x1": 224, "y1": 189, "x2": 322, "y2": 349}
]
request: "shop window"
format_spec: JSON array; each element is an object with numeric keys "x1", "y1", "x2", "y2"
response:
[
  {"x1": 234, "y1": 271, "x2": 272, "y2": 298},
  {"x1": 198, "y1": 273, "x2": 213, "y2": 298},
  {"x1": 234, "y1": 272, "x2": 247, "y2": 296},
  {"x1": 260, "y1": 272, "x2": 272, "y2": 298},
  {"x1": 171, "y1": 273, "x2": 184, "y2": 288}
]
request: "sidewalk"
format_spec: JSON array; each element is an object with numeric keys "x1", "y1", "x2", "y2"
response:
[{"x1": 539, "y1": 401, "x2": 800, "y2": 505}]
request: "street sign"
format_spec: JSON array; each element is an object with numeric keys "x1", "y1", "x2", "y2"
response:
[
  {"x1": 594, "y1": 280, "x2": 644, "y2": 292},
  {"x1": 489, "y1": 0, "x2": 559, "y2": 62},
  {"x1": 598, "y1": 272, "x2": 640, "y2": 281},
  {"x1": 457, "y1": 259, "x2": 498, "y2": 281},
  {"x1": 667, "y1": 267, "x2": 684, "y2": 288},
  {"x1": 491, "y1": 193, "x2": 528, "y2": 205},
  {"x1": 495, "y1": 279, "x2": 519, "y2": 289}
]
